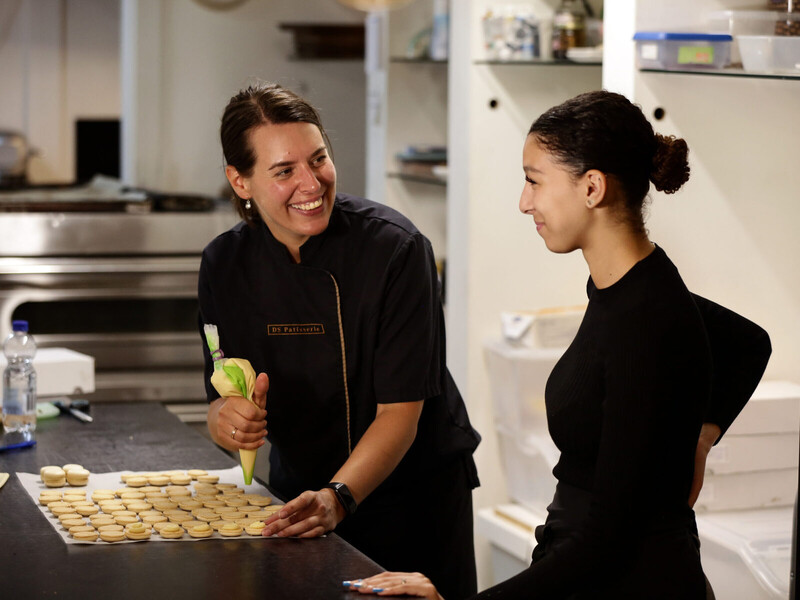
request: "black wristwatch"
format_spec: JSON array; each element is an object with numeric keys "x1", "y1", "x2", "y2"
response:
[{"x1": 323, "y1": 482, "x2": 358, "y2": 517}]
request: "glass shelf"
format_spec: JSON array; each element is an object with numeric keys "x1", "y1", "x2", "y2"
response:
[
  {"x1": 387, "y1": 172, "x2": 447, "y2": 187},
  {"x1": 640, "y1": 67, "x2": 800, "y2": 81},
  {"x1": 390, "y1": 57, "x2": 448, "y2": 64},
  {"x1": 476, "y1": 58, "x2": 602, "y2": 66}
]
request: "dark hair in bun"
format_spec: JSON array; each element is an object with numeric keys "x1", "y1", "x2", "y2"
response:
[
  {"x1": 651, "y1": 134, "x2": 690, "y2": 194},
  {"x1": 529, "y1": 90, "x2": 690, "y2": 235}
]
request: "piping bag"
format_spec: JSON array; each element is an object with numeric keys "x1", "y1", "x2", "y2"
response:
[{"x1": 204, "y1": 324, "x2": 259, "y2": 485}]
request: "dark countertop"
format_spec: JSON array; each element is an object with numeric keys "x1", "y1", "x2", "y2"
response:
[{"x1": 0, "y1": 402, "x2": 393, "y2": 599}]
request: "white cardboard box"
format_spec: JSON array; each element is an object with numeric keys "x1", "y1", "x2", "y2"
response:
[
  {"x1": 695, "y1": 468, "x2": 798, "y2": 512},
  {"x1": 706, "y1": 433, "x2": 799, "y2": 475},
  {"x1": 727, "y1": 381, "x2": 800, "y2": 436},
  {"x1": 0, "y1": 347, "x2": 95, "y2": 397},
  {"x1": 500, "y1": 306, "x2": 585, "y2": 349}
]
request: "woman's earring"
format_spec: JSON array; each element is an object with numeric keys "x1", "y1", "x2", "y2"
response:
[{"x1": 245, "y1": 199, "x2": 252, "y2": 210}]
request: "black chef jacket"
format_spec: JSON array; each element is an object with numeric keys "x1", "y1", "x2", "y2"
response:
[{"x1": 198, "y1": 193, "x2": 480, "y2": 499}]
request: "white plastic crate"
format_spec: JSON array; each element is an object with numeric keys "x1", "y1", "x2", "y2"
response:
[
  {"x1": 697, "y1": 507, "x2": 794, "y2": 599},
  {"x1": 727, "y1": 381, "x2": 800, "y2": 436},
  {"x1": 483, "y1": 339, "x2": 564, "y2": 438},
  {"x1": 496, "y1": 427, "x2": 559, "y2": 514}
]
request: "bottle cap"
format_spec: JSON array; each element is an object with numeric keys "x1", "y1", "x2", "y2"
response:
[{"x1": 11, "y1": 320, "x2": 29, "y2": 332}]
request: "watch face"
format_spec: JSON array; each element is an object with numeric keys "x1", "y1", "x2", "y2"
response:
[{"x1": 327, "y1": 482, "x2": 357, "y2": 515}]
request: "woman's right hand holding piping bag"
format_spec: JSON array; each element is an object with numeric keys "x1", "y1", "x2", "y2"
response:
[{"x1": 208, "y1": 372, "x2": 269, "y2": 452}]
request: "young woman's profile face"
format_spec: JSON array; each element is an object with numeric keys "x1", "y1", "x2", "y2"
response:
[
  {"x1": 519, "y1": 135, "x2": 591, "y2": 254},
  {"x1": 234, "y1": 121, "x2": 337, "y2": 252}
]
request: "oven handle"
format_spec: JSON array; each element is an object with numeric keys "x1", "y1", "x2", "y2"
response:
[{"x1": 0, "y1": 256, "x2": 201, "y2": 274}]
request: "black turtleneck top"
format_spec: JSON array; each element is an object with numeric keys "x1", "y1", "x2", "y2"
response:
[{"x1": 472, "y1": 245, "x2": 771, "y2": 599}]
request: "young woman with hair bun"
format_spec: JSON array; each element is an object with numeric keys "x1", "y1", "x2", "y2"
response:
[{"x1": 350, "y1": 90, "x2": 771, "y2": 599}]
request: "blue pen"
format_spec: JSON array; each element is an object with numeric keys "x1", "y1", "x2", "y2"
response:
[{"x1": 0, "y1": 439, "x2": 36, "y2": 452}]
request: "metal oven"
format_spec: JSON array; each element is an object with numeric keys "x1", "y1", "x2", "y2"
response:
[{"x1": 0, "y1": 192, "x2": 238, "y2": 404}]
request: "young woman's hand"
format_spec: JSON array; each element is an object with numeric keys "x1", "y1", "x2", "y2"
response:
[
  {"x1": 344, "y1": 572, "x2": 444, "y2": 600},
  {"x1": 261, "y1": 488, "x2": 345, "y2": 538},
  {"x1": 688, "y1": 423, "x2": 721, "y2": 507}
]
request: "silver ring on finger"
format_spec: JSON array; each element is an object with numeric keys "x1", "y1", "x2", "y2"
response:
[{"x1": 230, "y1": 426, "x2": 238, "y2": 439}]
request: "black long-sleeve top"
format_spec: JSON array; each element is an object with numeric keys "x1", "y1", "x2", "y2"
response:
[{"x1": 473, "y1": 245, "x2": 771, "y2": 599}]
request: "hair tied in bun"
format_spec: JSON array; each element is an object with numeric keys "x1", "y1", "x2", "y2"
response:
[{"x1": 651, "y1": 134, "x2": 690, "y2": 195}]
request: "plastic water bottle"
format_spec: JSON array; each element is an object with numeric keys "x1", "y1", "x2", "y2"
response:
[{"x1": 2, "y1": 320, "x2": 37, "y2": 433}]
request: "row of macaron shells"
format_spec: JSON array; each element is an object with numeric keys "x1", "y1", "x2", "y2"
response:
[{"x1": 38, "y1": 468, "x2": 282, "y2": 542}]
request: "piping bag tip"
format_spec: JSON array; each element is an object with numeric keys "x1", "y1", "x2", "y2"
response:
[{"x1": 239, "y1": 448, "x2": 257, "y2": 485}]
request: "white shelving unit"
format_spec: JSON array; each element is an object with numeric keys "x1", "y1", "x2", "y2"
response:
[{"x1": 366, "y1": 1, "x2": 449, "y2": 262}]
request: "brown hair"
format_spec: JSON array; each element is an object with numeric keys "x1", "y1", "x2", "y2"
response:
[
  {"x1": 220, "y1": 82, "x2": 332, "y2": 225},
  {"x1": 528, "y1": 90, "x2": 690, "y2": 235}
]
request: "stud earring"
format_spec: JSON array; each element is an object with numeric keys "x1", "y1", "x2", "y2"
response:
[{"x1": 245, "y1": 199, "x2": 251, "y2": 210}]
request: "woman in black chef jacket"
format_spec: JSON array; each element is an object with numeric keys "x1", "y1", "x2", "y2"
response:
[
  {"x1": 199, "y1": 82, "x2": 481, "y2": 600},
  {"x1": 348, "y1": 91, "x2": 771, "y2": 599}
]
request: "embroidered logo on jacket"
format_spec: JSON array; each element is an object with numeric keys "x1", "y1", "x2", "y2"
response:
[{"x1": 267, "y1": 324, "x2": 325, "y2": 335}]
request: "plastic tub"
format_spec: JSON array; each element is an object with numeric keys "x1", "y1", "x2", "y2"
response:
[
  {"x1": 633, "y1": 32, "x2": 732, "y2": 70},
  {"x1": 738, "y1": 35, "x2": 800, "y2": 74},
  {"x1": 708, "y1": 10, "x2": 800, "y2": 62},
  {"x1": 697, "y1": 507, "x2": 793, "y2": 599},
  {"x1": 483, "y1": 339, "x2": 563, "y2": 437},
  {"x1": 496, "y1": 427, "x2": 560, "y2": 514}
]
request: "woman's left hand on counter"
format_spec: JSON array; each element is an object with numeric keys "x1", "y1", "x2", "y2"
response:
[{"x1": 261, "y1": 488, "x2": 345, "y2": 538}]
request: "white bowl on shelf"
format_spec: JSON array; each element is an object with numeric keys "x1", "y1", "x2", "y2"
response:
[{"x1": 737, "y1": 35, "x2": 800, "y2": 74}]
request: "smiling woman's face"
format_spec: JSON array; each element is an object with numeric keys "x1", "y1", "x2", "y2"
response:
[
  {"x1": 228, "y1": 121, "x2": 337, "y2": 257},
  {"x1": 519, "y1": 134, "x2": 591, "y2": 254}
]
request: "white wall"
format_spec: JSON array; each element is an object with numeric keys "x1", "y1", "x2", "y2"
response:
[
  {"x1": 122, "y1": 0, "x2": 367, "y2": 198},
  {"x1": 0, "y1": 0, "x2": 120, "y2": 183}
]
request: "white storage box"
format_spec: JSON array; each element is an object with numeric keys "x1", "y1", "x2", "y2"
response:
[
  {"x1": 737, "y1": 35, "x2": 800, "y2": 75},
  {"x1": 496, "y1": 427, "x2": 559, "y2": 513},
  {"x1": 697, "y1": 507, "x2": 794, "y2": 599},
  {"x1": 727, "y1": 380, "x2": 800, "y2": 436},
  {"x1": 0, "y1": 347, "x2": 95, "y2": 397},
  {"x1": 500, "y1": 305, "x2": 584, "y2": 349},
  {"x1": 633, "y1": 32, "x2": 733, "y2": 70},
  {"x1": 706, "y1": 432, "x2": 799, "y2": 474},
  {"x1": 708, "y1": 10, "x2": 800, "y2": 63},
  {"x1": 484, "y1": 339, "x2": 563, "y2": 438},
  {"x1": 695, "y1": 468, "x2": 797, "y2": 512}
]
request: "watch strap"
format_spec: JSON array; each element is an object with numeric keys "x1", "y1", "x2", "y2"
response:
[{"x1": 323, "y1": 482, "x2": 357, "y2": 516}]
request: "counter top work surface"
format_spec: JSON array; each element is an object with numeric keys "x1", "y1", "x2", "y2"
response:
[{"x1": 0, "y1": 402, "x2": 393, "y2": 599}]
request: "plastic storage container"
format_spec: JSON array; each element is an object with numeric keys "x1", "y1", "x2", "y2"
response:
[
  {"x1": 485, "y1": 339, "x2": 564, "y2": 512},
  {"x1": 708, "y1": 10, "x2": 800, "y2": 63},
  {"x1": 697, "y1": 507, "x2": 793, "y2": 599},
  {"x1": 737, "y1": 35, "x2": 800, "y2": 74},
  {"x1": 496, "y1": 427, "x2": 560, "y2": 512},
  {"x1": 484, "y1": 339, "x2": 563, "y2": 438},
  {"x1": 633, "y1": 32, "x2": 733, "y2": 70}
]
